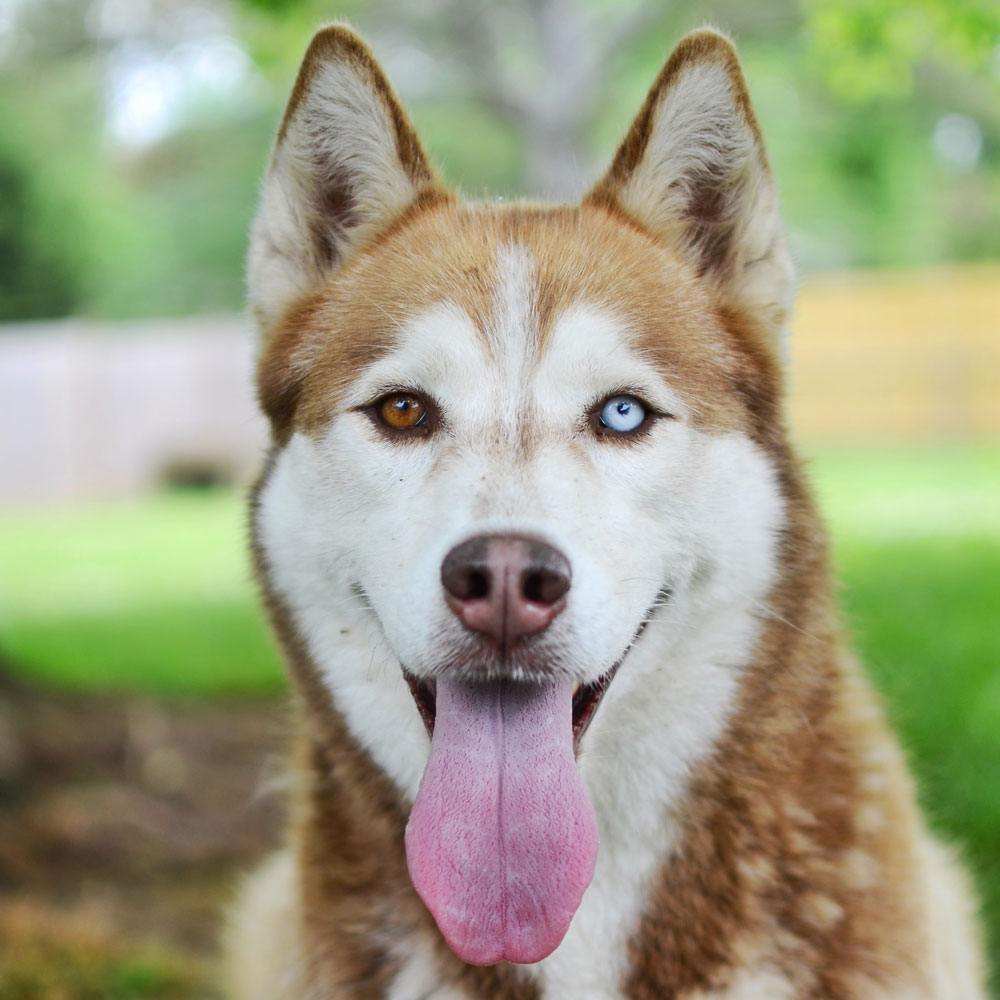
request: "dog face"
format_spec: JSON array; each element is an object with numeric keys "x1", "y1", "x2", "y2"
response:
[
  {"x1": 257, "y1": 204, "x2": 785, "y2": 691},
  {"x1": 250, "y1": 26, "x2": 794, "y2": 967}
]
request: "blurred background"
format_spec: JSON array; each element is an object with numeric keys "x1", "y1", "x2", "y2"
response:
[{"x1": 0, "y1": 0, "x2": 997, "y2": 996}]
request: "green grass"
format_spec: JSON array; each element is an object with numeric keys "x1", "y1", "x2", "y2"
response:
[
  {"x1": 0, "y1": 449, "x2": 998, "y2": 985},
  {"x1": 0, "y1": 489, "x2": 282, "y2": 696}
]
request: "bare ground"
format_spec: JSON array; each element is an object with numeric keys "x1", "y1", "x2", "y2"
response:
[{"x1": 0, "y1": 663, "x2": 286, "y2": 998}]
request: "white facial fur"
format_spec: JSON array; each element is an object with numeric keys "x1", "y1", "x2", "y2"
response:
[{"x1": 255, "y1": 244, "x2": 785, "y2": 995}]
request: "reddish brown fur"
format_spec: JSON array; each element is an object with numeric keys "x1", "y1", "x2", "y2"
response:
[
  {"x1": 236, "y1": 24, "x2": 984, "y2": 1000},
  {"x1": 249, "y1": 200, "x2": 950, "y2": 995},
  {"x1": 622, "y1": 469, "x2": 936, "y2": 997}
]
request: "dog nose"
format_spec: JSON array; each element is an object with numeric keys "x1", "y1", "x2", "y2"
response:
[{"x1": 441, "y1": 534, "x2": 571, "y2": 648}]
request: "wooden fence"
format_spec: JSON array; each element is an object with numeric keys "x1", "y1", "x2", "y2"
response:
[
  {"x1": 788, "y1": 264, "x2": 999, "y2": 446},
  {"x1": 0, "y1": 317, "x2": 268, "y2": 506}
]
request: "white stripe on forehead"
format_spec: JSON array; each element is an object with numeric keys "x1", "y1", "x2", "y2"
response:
[
  {"x1": 483, "y1": 242, "x2": 536, "y2": 362},
  {"x1": 481, "y1": 243, "x2": 538, "y2": 437}
]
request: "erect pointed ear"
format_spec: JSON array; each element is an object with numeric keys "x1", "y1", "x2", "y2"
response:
[
  {"x1": 586, "y1": 30, "x2": 793, "y2": 340},
  {"x1": 248, "y1": 24, "x2": 448, "y2": 335}
]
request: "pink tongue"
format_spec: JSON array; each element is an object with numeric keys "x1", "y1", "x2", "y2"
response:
[{"x1": 404, "y1": 677, "x2": 597, "y2": 965}]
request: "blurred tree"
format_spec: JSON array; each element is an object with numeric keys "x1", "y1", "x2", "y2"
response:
[
  {"x1": 788, "y1": 0, "x2": 1000, "y2": 267},
  {"x1": 0, "y1": 0, "x2": 276, "y2": 319},
  {"x1": 233, "y1": 0, "x2": 1000, "y2": 269},
  {"x1": 804, "y1": 0, "x2": 1000, "y2": 102},
  {"x1": 0, "y1": 0, "x2": 998, "y2": 321},
  {"x1": 237, "y1": 0, "x2": 667, "y2": 197},
  {"x1": 0, "y1": 116, "x2": 84, "y2": 319},
  {"x1": 0, "y1": 0, "x2": 98, "y2": 320},
  {"x1": 369, "y1": 0, "x2": 662, "y2": 197}
]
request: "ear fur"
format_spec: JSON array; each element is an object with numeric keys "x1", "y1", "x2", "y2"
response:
[
  {"x1": 248, "y1": 24, "x2": 447, "y2": 336},
  {"x1": 586, "y1": 30, "x2": 793, "y2": 341}
]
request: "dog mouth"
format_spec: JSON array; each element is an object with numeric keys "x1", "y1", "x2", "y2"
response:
[
  {"x1": 401, "y1": 613, "x2": 654, "y2": 967},
  {"x1": 403, "y1": 611, "x2": 651, "y2": 749},
  {"x1": 405, "y1": 663, "x2": 621, "y2": 748}
]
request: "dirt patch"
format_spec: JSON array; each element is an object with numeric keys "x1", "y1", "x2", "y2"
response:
[{"x1": 0, "y1": 665, "x2": 286, "y2": 997}]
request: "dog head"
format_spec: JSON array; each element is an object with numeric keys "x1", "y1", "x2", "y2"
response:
[{"x1": 249, "y1": 25, "x2": 793, "y2": 967}]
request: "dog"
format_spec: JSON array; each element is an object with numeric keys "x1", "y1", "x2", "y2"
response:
[{"x1": 225, "y1": 23, "x2": 987, "y2": 999}]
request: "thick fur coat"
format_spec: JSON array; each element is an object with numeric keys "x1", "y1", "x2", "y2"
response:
[{"x1": 225, "y1": 25, "x2": 986, "y2": 1000}]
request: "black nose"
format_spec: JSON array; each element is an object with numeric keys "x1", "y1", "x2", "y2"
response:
[{"x1": 440, "y1": 534, "x2": 571, "y2": 648}]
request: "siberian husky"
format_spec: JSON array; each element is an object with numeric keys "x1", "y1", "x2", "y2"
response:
[{"x1": 226, "y1": 24, "x2": 986, "y2": 1000}]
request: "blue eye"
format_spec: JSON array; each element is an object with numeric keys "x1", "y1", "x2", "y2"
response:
[{"x1": 598, "y1": 395, "x2": 646, "y2": 433}]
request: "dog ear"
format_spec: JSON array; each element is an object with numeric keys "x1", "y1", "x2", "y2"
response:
[
  {"x1": 248, "y1": 24, "x2": 447, "y2": 336},
  {"x1": 586, "y1": 30, "x2": 793, "y2": 341}
]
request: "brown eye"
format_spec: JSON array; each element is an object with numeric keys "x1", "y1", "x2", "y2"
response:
[{"x1": 378, "y1": 393, "x2": 427, "y2": 431}]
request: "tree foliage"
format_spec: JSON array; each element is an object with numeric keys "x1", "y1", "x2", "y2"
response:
[
  {"x1": 0, "y1": 0, "x2": 998, "y2": 321},
  {"x1": 805, "y1": 0, "x2": 1000, "y2": 102},
  {"x1": 0, "y1": 121, "x2": 84, "y2": 320}
]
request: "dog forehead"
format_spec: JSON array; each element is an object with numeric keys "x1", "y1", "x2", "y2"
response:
[{"x1": 293, "y1": 202, "x2": 746, "y2": 431}]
